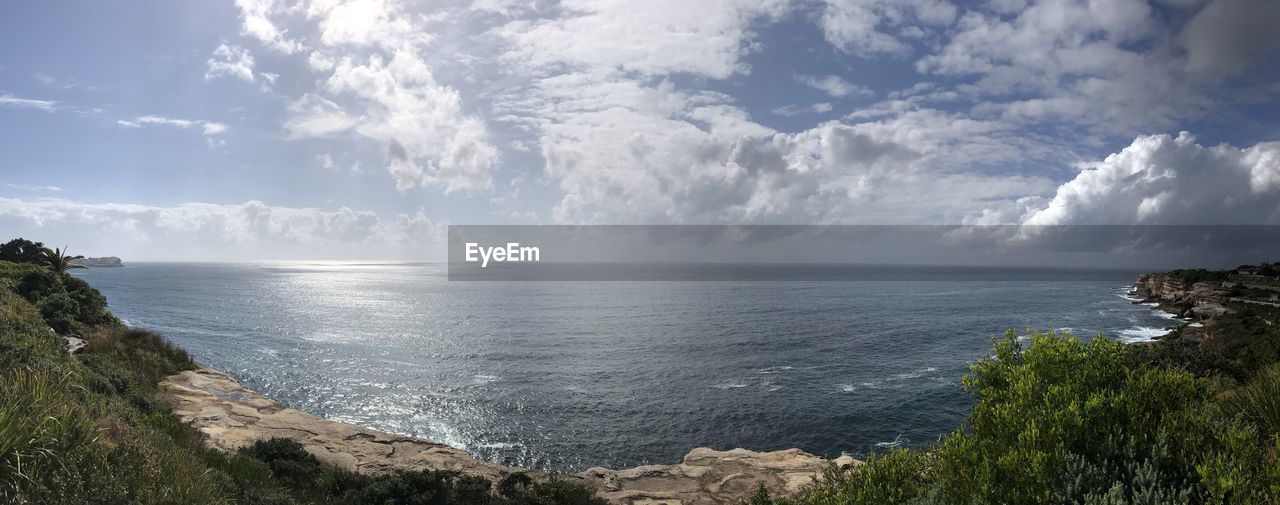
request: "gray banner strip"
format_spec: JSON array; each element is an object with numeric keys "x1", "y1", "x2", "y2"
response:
[{"x1": 447, "y1": 225, "x2": 1280, "y2": 281}]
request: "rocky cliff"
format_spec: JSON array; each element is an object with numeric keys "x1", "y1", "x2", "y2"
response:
[
  {"x1": 1132, "y1": 272, "x2": 1232, "y2": 321},
  {"x1": 1132, "y1": 266, "x2": 1280, "y2": 347},
  {"x1": 161, "y1": 368, "x2": 856, "y2": 505}
]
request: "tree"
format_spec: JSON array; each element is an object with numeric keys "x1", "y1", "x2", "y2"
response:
[
  {"x1": 40, "y1": 246, "x2": 87, "y2": 273},
  {"x1": 0, "y1": 238, "x2": 45, "y2": 263}
]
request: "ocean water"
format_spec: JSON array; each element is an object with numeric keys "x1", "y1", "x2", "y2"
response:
[{"x1": 75, "y1": 263, "x2": 1181, "y2": 472}]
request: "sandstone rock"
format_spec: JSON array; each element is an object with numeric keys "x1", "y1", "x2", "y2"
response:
[{"x1": 160, "y1": 368, "x2": 858, "y2": 505}]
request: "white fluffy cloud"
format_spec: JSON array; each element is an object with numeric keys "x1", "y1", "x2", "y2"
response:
[
  {"x1": 0, "y1": 197, "x2": 446, "y2": 260},
  {"x1": 238, "y1": 0, "x2": 499, "y2": 194},
  {"x1": 234, "y1": 0, "x2": 304, "y2": 53},
  {"x1": 973, "y1": 132, "x2": 1280, "y2": 225},
  {"x1": 322, "y1": 51, "x2": 497, "y2": 193},
  {"x1": 818, "y1": 0, "x2": 957, "y2": 57},
  {"x1": 205, "y1": 43, "x2": 257, "y2": 82}
]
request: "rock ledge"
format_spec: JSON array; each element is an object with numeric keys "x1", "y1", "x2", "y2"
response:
[{"x1": 160, "y1": 368, "x2": 855, "y2": 504}]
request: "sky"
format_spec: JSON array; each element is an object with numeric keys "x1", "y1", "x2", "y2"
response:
[{"x1": 1, "y1": 0, "x2": 1279, "y2": 260}]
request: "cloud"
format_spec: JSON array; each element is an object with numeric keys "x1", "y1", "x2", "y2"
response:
[
  {"x1": 233, "y1": 0, "x2": 304, "y2": 53},
  {"x1": 202, "y1": 122, "x2": 228, "y2": 135},
  {"x1": 1180, "y1": 0, "x2": 1280, "y2": 77},
  {"x1": 316, "y1": 51, "x2": 497, "y2": 193},
  {"x1": 283, "y1": 94, "x2": 355, "y2": 138},
  {"x1": 205, "y1": 43, "x2": 257, "y2": 82},
  {"x1": 817, "y1": 0, "x2": 957, "y2": 58},
  {"x1": 117, "y1": 115, "x2": 228, "y2": 136},
  {"x1": 0, "y1": 94, "x2": 58, "y2": 112},
  {"x1": 772, "y1": 102, "x2": 834, "y2": 116},
  {"x1": 118, "y1": 116, "x2": 228, "y2": 150},
  {"x1": 33, "y1": 73, "x2": 87, "y2": 90},
  {"x1": 494, "y1": 64, "x2": 1053, "y2": 224},
  {"x1": 236, "y1": 0, "x2": 498, "y2": 194},
  {"x1": 0, "y1": 197, "x2": 447, "y2": 261},
  {"x1": 913, "y1": 0, "x2": 1212, "y2": 135},
  {"x1": 304, "y1": 0, "x2": 430, "y2": 49},
  {"x1": 496, "y1": 0, "x2": 789, "y2": 79},
  {"x1": 973, "y1": 132, "x2": 1280, "y2": 225},
  {"x1": 5, "y1": 184, "x2": 63, "y2": 192},
  {"x1": 794, "y1": 74, "x2": 873, "y2": 98}
]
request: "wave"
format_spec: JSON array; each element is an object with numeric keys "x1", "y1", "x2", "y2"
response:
[
  {"x1": 1118, "y1": 326, "x2": 1171, "y2": 343},
  {"x1": 472, "y1": 374, "x2": 501, "y2": 384},
  {"x1": 847, "y1": 366, "x2": 942, "y2": 391},
  {"x1": 891, "y1": 367, "x2": 939, "y2": 381},
  {"x1": 476, "y1": 442, "x2": 523, "y2": 450},
  {"x1": 874, "y1": 434, "x2": 908, "y2": 449},
  {"x1": 711, "y1": 382, "x2": 749, "y2": 389},
  {"x1": 754, "y1": 366, "x2": 794, "y2": 375}
]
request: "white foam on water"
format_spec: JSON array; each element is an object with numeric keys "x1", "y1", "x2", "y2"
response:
[
  {"x1": 874, "y1": 435, "x2": 907, "y2": 449},
  {"x1": 711, "y1": 382, "x2": 749, "y2": 389},
  {"x1": 477, "y1": 442, "x2": 522, "y2": 450},
  {"x1": 754, "y1": 366, "x2": 794, "y2": 375},
  {"x1": 839, "y1": 384, "x2": 856, "y2": 393},
  {"x1": 472, "y1": 374, "x2": 501, "y2": 384},
  {"x1": 1118, "y1": 326, "x2": 1172, "y2": 343},
  {"x1": 891, "y1": 367, "x2": 939, "y2": 380}
]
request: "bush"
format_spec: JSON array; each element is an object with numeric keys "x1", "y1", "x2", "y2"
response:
[
  {"x1": 37, "y1": 292, "x2": 79, "y2": 334},
  {"x1": 237, "y1": 438, "x2": 607, "y2": 505},
  {"x1": 1220, "y1": 364, "x2": 1280, "y2": 436},
  {"x1": 774, "y1": 331, "x2": 1280, "y2": 505}
]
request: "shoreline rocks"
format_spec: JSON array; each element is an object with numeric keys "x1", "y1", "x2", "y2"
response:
[{"x1": 161, "y1": 367, "x2": 856, "y2": 505}]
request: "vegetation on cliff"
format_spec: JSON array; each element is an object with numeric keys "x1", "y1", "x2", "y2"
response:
[
  {"x1": 758, "y1": 264, "x2": 1280, "y2": 505},
  {"x1": 0, "y1": 246, "x2": 604, "y2": 504}
]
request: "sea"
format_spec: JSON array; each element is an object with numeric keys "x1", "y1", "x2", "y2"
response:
[{"x1": 74, "y1": 262, "x2": 1183, "y2": 472}]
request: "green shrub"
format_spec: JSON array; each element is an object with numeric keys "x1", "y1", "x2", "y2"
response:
[
  {"x1": 37, "y1": 292, "x2": 79, "y2": 334},
  {"x1": 237, "y1": 438, "x2": 607, "y2": 505},
  {"x1": 1220, "y1": 364, "x2": 1280, "y2": 436},
  {"x1": 773, "y1": 331, "x2": 1280, "y2": 505}
]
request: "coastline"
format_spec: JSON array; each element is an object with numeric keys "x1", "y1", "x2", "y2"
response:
[{"x1": 161, "y1": 367, "x2": 857, "y2": 505}]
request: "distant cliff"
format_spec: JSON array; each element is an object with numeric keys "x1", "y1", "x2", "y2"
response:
[{"x1": 69, "y1": 256, "x2": 124, "y2": 268}]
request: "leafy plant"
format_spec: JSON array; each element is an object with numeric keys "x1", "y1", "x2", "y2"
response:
[{"x1": 39, "y1": 246, "x2": 86, "y2": 274}]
